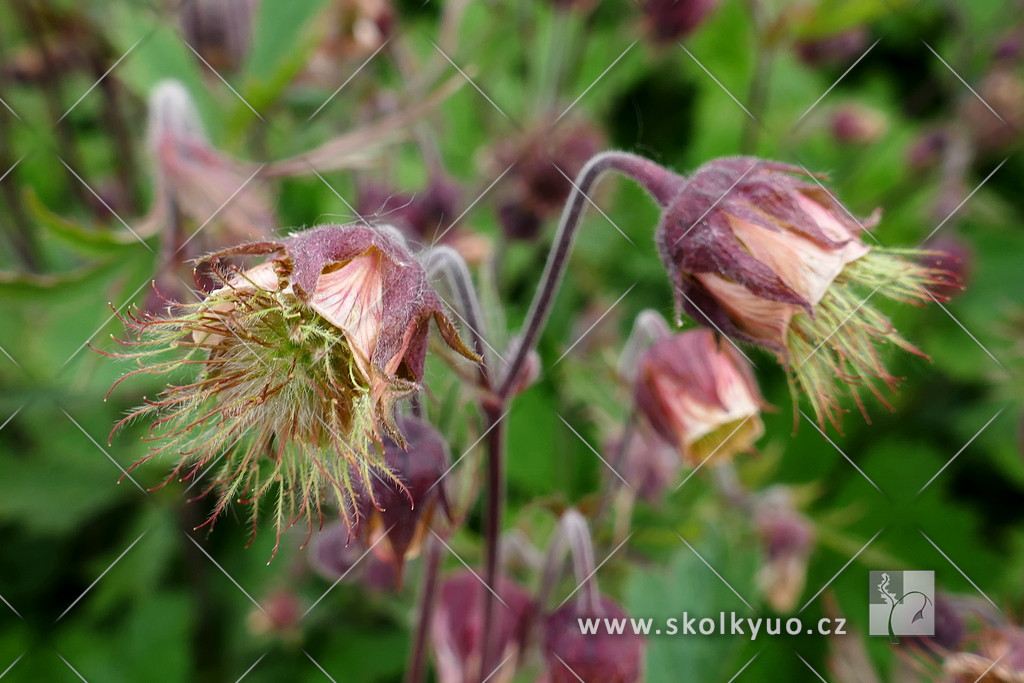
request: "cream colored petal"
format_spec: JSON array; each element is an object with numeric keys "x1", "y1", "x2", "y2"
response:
[
  {"x1": 652, "y1": 356, "x2": 760, "y2": 449},
  {"x1": 728, "y1": 214, "x2": 869, "y2": 306},
  {"x1": 308, "y1": 249, "x2": 385, "y2": 378},
  {"x1": 697, "y1": 273, "x2": 799, "y2": 350}
]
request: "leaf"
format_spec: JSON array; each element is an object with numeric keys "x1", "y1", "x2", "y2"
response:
[
  {"x1": 625, "y1": 531, "x2": 759, "y2": 682},
  {"x1": 0, "y1": 261, "x2": 120, "y2": 298},
  {"x1": 25, "y1": 188, "x2": 152, "y2": 256},
  {"x1": 239, "y1": 0, "x2": 334, "y2": 117},
  {"x1": 787, "y1": 0, "x2": 914, "y2": 40}
]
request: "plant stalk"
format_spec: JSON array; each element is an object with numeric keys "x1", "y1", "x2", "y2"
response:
[
  {"x1": 496, "y1": 151, "x2": 682, "y2": 400},
  {"x1": 404, "y1": 537, "x2": 442, "y2": 683}
]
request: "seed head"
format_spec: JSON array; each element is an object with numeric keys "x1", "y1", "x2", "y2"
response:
[{"x1": 106, "y1": 224, "x2": 479, "y2": 556}]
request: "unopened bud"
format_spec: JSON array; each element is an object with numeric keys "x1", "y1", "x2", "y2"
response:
[
  {"x1": 829, "y1": 103, "x2": 888, "y2": 145},
  {"x1": 431, "y1": 571, "x2": 534, "y2": 683},
  {"x1": 247, "y1": 590, "x2": 302, "y2": 638},
  {"x1": 921, "y1": 237, "x2": 970, "y2": 299},
  {"x1": 754, "y1": 489, "x2": 814, "y2": 613}
]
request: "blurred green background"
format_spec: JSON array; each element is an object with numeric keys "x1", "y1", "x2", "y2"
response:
[{"x1": 1, "y1": 0, "x2": 1023, "y2": 681}]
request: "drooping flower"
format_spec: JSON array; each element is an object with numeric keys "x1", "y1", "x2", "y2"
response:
[
  {"x1": 543, "y1": 596, "x2": 645, "y2": 683},
  {"x1": 794, "y1": 28, "x2": 869, "y2": 67},
  {"x1": 654, "y1": 157, "x2": 957, "y2": 428},
  {"x1": 944, "y1": 627, "x2": 1024, "y2": 682},
  {"x1": 633, "y1": 329, "x2": 764, "y2": 465},
  {"x1": 356, "y1": 175, "x2": 490, "y2": 264},
  {"x1": 147, "y1": 79, "x2": 276, "y2": 248},
  {"x1": 354, "y1": 415, "x2": 454, "y2": 586},
  {"x1": 310, "y1": 520, "x2": 400, "y2": 591},
  {"x1": 608, "y1": 425, "x2": 680, "y2": 503},
  {"x1": 106, "y1": 224, "x2": 479, "y2": 554},
  {"x1": 431, "y1": 571, "x2": 534, "y2": 683}
]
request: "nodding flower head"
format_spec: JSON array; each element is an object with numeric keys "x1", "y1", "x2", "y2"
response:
[
  {"x1": 634, "y1": 329, "x2": 764, "y2": 466},
  {"x1": 147, "y1": 80, "x2": 275, "y2": 247},
  {"x1": 106, "y1": 224, "x2": 479, "y2": 556},
  {"x1": 655, "y1": 157, "x2": 957, "y2": 429},
  {"x1": 544, "y1": 596, "x2": 645, "y2": 683},
  {"x1": 491, "y1": 117, "x2": 604, "y2": 241},
  {"x1": 431, "y1": 571, "x2": 534, "y2": 683}
]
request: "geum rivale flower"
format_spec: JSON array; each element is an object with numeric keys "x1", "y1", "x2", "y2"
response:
[
  {"x1": 104, "y1": 224, "x2": 479, "y2": 555},
  {"x1": 655, "y1": 157, "x2": 958, "y2": 428}
]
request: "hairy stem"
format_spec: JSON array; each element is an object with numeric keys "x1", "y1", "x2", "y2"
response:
[
  {"x1": 496, "y1": 151, "x2": 682, "y2": 399},
  {"x1": 404, "y1": 537, "x2": 442, "y2": 683},
  {"x1": 479, "y1": 404, "x2": 506, "y2": 681},
  {"x1": 740, "y1": 0, "x2": 772, "y2": 154},
  {"x1": 526, "y1": 509, "x2": 600, "y2": 648}
]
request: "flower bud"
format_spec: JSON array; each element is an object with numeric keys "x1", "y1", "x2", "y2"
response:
[
  {"x1": 794, "y1": 28, "x2": 869, "y2": 68},
  {"x1": 829, "y1": 103, "x2": 888, "y2": 145},
  {"x1": 634, "y1": 329, "x2": 764, "y2": 466},
  {"x1": 490, "y1": 118, "x2": 604, "y2": 241},
  {"x1": 641, "y1": 0, "x2": 718, "y2": 45},
  {"x1": 109, "y1": 224, "x2": 480, "y2": 554},
  {"x1": 995, "y1": 34, "x2": 1024, "y2": 64},
  {"x1": 655, "y1": 157, "x2": 956, "y2": 428},
  {"x1": 544, "y1": 596, "x2": 644, "y2": 683},
  {"x1": 959, "y1": 69, "x2": 1024, "y2": 152},
  {"x1": 310, "y1": 521, "x2": 401, "y2": 591},
  {"x1": 753, "y1": 488, "x2": 814, "y2": 613},
  {"x1": 546, "y1": 0, "x2": 597, "y2": 12},
  {"x1": 358, "y1": 175, "x2": 462, "y2": 244},
  {"x1": 431, "y1": 571, "x2": 534, "y2": 683},
  {"x1": 247, "y1": 590, "x2": 302, "y2": 638},
  {"x1": 904, "y1": 594, "x2": 965, "y2": 656},
  {"x1": 906, "y1": 129, "x2": 949, "y2": 172}
]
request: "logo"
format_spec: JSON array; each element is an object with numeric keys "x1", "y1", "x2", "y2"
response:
[{"x1": 868, "y1": 570, "x2": 934, "y2": 641}]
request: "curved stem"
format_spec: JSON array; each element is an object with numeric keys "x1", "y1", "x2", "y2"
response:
[
  {"x1": 425, "y1": 246, "x2": 492, "y2": 387},
  {"x1": 405, "y1": 537, "x2": 442, "y2": 683},
  {"x1": 496, "y1": 151, "x2": 683, "y2": 399},
  {"x1": 527, "y1": 509, "x2": 600, "y2": 647}
]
